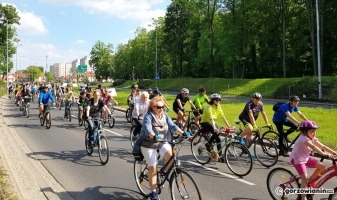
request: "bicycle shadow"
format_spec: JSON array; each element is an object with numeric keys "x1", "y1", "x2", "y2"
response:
[
  {"x1": 64, "y1": 186, "x2": 146, "y2": 200},
  {"x1": 109, "y1": 147, "x2": 135, "y2": 164},
  {"x1": 26, "y1": 150, "x2": 104, "y2": 166}
]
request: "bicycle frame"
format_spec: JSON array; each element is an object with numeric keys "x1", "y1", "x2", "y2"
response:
[{"x1": 283, "y1": 131, "x2": 301, "y2": 152}]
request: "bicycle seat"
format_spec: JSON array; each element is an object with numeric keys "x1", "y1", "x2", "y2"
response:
[{"x1": 234, "y1": 119, "x2": 241, "y2": 125}]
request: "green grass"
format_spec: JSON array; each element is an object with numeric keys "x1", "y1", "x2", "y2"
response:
[{"x1": 113, "y1": 90, "x2": 337, "y2": 150}]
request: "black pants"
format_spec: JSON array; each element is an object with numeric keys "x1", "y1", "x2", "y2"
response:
[
  {"x1": 200, "y1": 122, "x2": 222, "y2": 154},
  {"x1": 273, "y1": 120, "x2": 298, "y2": 152},
  {"x1": 132, "y1": 118, "x2": 142, "y2": 136}
]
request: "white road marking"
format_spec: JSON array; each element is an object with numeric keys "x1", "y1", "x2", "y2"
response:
[{"x1": 186, "y1": 161, "x2": 256, "y2": 186}]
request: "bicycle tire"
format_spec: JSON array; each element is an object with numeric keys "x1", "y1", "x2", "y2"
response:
[
  {"x1": 45, "y1": 112, "x2": 51, "y2": 129},
  {"x1": 78, "y1": 114, "x2": 83, "y2": 126},
  {"x1": 108, "y1": 114, "x2": 115, "y2": 128},
  {"x1": 224, "y1": 141, "x2": 253, "y2": 177},
  {"x1": 85, "y1": 130, "x2": 94, "y2": 155},
  {"x1": 130, "y1": 126, "x2": 135, "y2": 148},
  {"x1": 170, "y1": 169, "x2": 202, "y2": 200},
  {"x1": 254, "y1": 137, "x2": 279, "y2": 168},
  {"x1": 190, "y1": 133, "x2": 211, "y2": 165},
  {"x1": 266, "y1": 167, "x2": 300, "y2": 200},
  {"x1": 188, "y1": 122, "x2": 200, "y2": 136},
  {"x1": 68, "y1": 109, "x2": 72, "y2": 122},
  {"x1": 40, "y1": 114, "x2": 45, "y2": 126},
  {"x1": 98, "y1": 134, "x2": 109, "y2": 165},
  {"x1": 26, "y1": 107, "x2": 29, "y2": 118},
  {"x1": 84, "y1": 120, "x2": 88, "y2": 130},
  {"x1": 126, "y1": 108, "x2": 131, "y2": 123},
  {"x1": 262, "y1": 130, "x2": 280, "y2": 149},
  {"x1": 134, "y1": 159, "x2": 151, "y2": 197},
  {"x1": 58, "y1": 101, "x2": 62, "y2": 110},
  {"x1": 328, "y1": 187, "x2": 337, "y2": 200}
]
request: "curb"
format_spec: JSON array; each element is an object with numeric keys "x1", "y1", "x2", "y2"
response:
[{"x1": 0, "y1": 97, "x2": 74, "y2": 200}]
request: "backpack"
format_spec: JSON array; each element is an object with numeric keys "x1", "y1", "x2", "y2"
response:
[{"x1": 272, "y1": 102, "x2": 287, "y2": 112}]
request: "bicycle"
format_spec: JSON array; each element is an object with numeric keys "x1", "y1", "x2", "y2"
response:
[
  {"x1": 130, "y1": 115, "x2": 142, "y2": 148},
  {"x1": 84, "y1": 118, "x2": 109, "y2": 165},
  {"x1": 106, "y1": 106, "x2": 115, "y2": 128},
  {"x1": 125, "y1": 103, "x2": 132, "y2": 123},
  {"x1": 133, "y1": 137, "x2": 202, "y2": 199},
  {"x1": 22, "y1": 96, "x2": 31, "y2": 118},
  {"x1": 64, "y1": 101, "x2": 73, "y2": 122},
  {"x1": 234, "y1": 120, "x2": 279, "y2": 167},
  {"x1": 266, "y1": 156, "x2": 337, "y2": 200},
  {"x1": 190, "y1": 126, "x2": 253, "y2": 177},
  {"x1": 40, "y1": 104, "x2": 52, "y2": 129},
  {"x1": 262, "y1": 127, "x2": 301, "y2": 154},
  {"x1": 172, "y1": 110, "x2": 200, "y2": 139},
  {"x1": 56, "y1": 96, "x2": 64, "y2": 110}
]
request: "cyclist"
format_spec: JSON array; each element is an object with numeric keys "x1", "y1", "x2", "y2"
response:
[
  {"x1": 101, "y1": 87, "x2": 118, "y2": 120},
  {"x1": 14, "y1": 84, "x2": 19, "y2": 96},
  {"x1": 8, "y1": 82, "x2": 14, "y2": 98},
  {"x1": 136, "y1": 96, "x2": 190, "y2": 200},
  {"x1": 173, "y1": 88, "x2": 196, "y2": 126},
  {"x1": 192, "y1": 87, "x2": 209, "y2": 124},
  {"x1": 201, "y1": 93, "x2": 232, "y2": 162},
  {"x1": 38, "y1": 86, "x2": 55, "y2": 117},
  {"x1": 150, "y1": 89, "x2": 170, "y2": 111},
  {"x1": 148, "y1": 88, "x2": 153, "y2": 98},
  {"x1": 63, "y1": 87, "x2": 75, "y2": 119},
  {"x1": 237, "y1": 92, "x2": 271, "y2": 147},
  {"x1": 77, "y1": 91, "x2": 89, "y2": 120},
  {"x1": 55, "y1": 85, "x2": 64, "y2": 104},
  {"x1": 85, "y1": 89, "x2": 111, "y2": 147},
  {"x1": 289, "y1": 120, "x2": 336, "y2": 200},
  {"x1": 273, "y1": 95, "x2": 308, "y2": 156},
  {"x1": 131, "y1": 91, "x2": 150, "y2": 141}
]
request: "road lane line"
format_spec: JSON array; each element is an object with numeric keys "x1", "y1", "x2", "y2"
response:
[
  {"x1": 186, "y1": 161, "x2": 256, "y2": 186},
  {"x1": 102, "y1": 128, "x2": 123, "y2": 136}
]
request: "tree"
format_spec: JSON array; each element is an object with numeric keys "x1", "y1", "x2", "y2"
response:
[
  {"x1": 89, "y1": 41, "x2": 114, "y2": 81},
  {"x1": 45, "y1": 71, "x2": 54, "y2": 82},
  {"x1": 27, "y1": 66, "x2": 43, "y2": 81},
  {"x1": 0, "y1": 4, "x2": 20, "y2": 76}
]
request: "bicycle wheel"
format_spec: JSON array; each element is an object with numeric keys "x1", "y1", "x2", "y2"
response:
[
  {"x1": 130, "y1": 126, "x2": 135, "y2": 148},
  {"x1": 40, "y1": 113, "x2": 45, "y2": 126},
  {"x1": 190, "y1": 133, "x2": 211, "y2": 165},
  {"x1": 134, "y1": 159, "x2": 151, "y2": 197},
  {"x1": 170, "y1": 169, "x2": 202, "y2": 200},
  {"x1": 254, "y1": 137, "x2": 279, "y2": 168},
  {"x1": 78, "y1": 114, "x2": 83, "y2": 126},
  {"x1": 108, "y1": 114, "x2": 115, "y2": 128},
  {"x1": 58, "y1": 101, "x2": 62, "y2": 110},
  {"x1": 45, "y1": 112, "x2": 51, "y2": 129},
  {"x1": 98, "y1": 134, "x2": 109, "y2": 165},
  {"x1": 188, "y1": 122, "x2": 200, "y2": 136},
  {"x1": 262, "y1": 131, "x2": 280, "y2": 149},
  {"x1": 84, "y1": 120, "x2": 88, "y2": 130},
  {"x1": 329, "y1": 187, "x2": 337, "y2": 200},
  {"x1": 85, "y1": 130, "x2": 94, "y2": 155},
  {"x1": 224, "y1": 141, "x2": 252, "y2": 177},
  {"x1": 25, "y1": 107, "x2": 29, "y2": 118},
  {"x1": 266, "y1": 167, "x2": 300, "y2": 200},
  {"x1": 126, "y1": 108, "x2": 131, "y2": 123},
  {"x1": 68, "y1": 109, "x2": 72, "y2": 122}
]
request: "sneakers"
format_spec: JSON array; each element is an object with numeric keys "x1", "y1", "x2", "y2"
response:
[
  {"x1": 218, "y1": 157, "x2": 225, "y2": 163},
  {"x1": 279, "y1": 150, "x2": 289, "y2": 157},
  {"x1": 210, "y1": 149, "x2": 219, "y2": 161},
  {"x1": 237, "y1": 137, "x2": 245, "y2": 145},
  {"x1": 205, "y1": 143, "x2": 212, "y2": 152},
  {"x1": 150, "y1": 191, "x2": 159, "y2": 200}
]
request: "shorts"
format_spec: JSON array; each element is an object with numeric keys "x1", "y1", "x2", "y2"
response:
[
  {"x1": 141, "y1": 143, "x2": 171, "y2": 167},
  {"x1": 239, "y1": 118, "x2": 251, "y2": 128},
  {"x1": 78, "y1": 106, "x2": 84, "y2": 111},
  {"x1": 291, "y1": 157, "x2": 318, "y2": 175},
  {"x1": 173, "y1": 107, "x2": 183, "y2": 114}
]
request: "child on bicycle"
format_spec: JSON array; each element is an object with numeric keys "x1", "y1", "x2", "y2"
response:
[{"x1": 289, "y1": 120, "x2": 336, "y2": 200}]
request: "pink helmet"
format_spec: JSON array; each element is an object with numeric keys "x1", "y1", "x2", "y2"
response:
[{"x1": 299, "y1": 120, "x2": 319, "y2": 130}]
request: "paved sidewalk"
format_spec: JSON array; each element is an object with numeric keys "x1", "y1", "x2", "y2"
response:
[{"x1": 0, "y1": 97, "x2": 74, "y2": 200}]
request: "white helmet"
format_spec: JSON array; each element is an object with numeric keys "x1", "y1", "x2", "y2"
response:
[
  {"x1": 181, "y1": 88, "x2": 189, "y2": 94},
  {"x1": 210, "y1": 93, "x2": 221, "y2": 100}
]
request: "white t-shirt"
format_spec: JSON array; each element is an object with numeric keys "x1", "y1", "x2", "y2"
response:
[{"x1": 132, "y1": 99, "x2": 150, "y2": 119}]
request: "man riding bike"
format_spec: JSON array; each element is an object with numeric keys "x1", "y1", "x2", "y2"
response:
[
  {"x1": 192, "y1": 87, "x2": 209, "y2": 124},
  {"x1": 172, "y1": 88, "x2": 196, "y2": 126},
  {"x1": 38, "y1": 86, "x2": 55, "y2": 117}
]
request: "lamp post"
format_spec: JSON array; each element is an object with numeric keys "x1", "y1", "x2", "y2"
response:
[{"x1": 155, "y1": 27, "x2": 158, "y2": 87}]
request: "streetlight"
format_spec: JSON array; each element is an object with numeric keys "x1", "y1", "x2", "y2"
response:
[
  {"x1": 0, "y1": 17, "x2": 9, "y2": 89},
  {"x1": 148, "y1": 23, "x2": 159, "y2": 87}
]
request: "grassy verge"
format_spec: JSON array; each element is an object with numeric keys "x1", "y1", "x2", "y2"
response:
[{"x1": 113, "y1": 90, "x2": 337, "y2": 150}]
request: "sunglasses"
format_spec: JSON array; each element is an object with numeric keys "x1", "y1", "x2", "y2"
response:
[
  {"x1": 214, "y1": 99, "x2": 221, "y2": 102},
  {"x1": 156, "y1": 106, "x2": 165, "y2": 110}
]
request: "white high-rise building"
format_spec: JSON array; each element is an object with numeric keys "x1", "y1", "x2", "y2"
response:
[{"x1": 52, "y1": 63, "x2": 71, "y2": 79}]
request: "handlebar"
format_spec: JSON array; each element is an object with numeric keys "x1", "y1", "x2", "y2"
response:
[{"x1": 320, "y1": 155, "x2": 337, "y2": 164}]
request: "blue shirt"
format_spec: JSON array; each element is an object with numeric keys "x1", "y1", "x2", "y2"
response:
[
  {"x1": 273, "y1": 103, "x2": 299, "y2": 123},
  {"x1": 39, "y1": 90, "x2": 55, "y2": 104}
]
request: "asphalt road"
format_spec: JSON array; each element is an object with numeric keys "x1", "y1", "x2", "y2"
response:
[{"x1": 1, "y1": 98, "x2": 335, "y2": 200}]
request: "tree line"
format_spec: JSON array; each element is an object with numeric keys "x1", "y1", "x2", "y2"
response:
[{"x1": 90, "y1": 0, "x2": 337, "y2": 81}]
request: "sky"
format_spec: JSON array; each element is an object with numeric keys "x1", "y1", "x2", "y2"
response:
[{"x1": 3, "y1": 0, "x2": 171, "y2": 72}]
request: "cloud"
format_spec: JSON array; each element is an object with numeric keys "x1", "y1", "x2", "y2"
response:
[
  {"x1": 75, "y1": 39, "x2": 85, "y2": 44},
  {"x1": 18, "y1": 11, "x2": 48, "y2": 35},
  {"x1": 38, "y1": 0, "x2": 167, "y2": 21}
]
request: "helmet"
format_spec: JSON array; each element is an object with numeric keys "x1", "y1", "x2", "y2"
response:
[
  {"x1": 252, "y1": 92, "x2": 262, "y2": 99},
  {"x1": 198, "y1": 87, "x2": 205, "y2": 93},
  {"x1": 289, "y1": 95, "x2": 300, "y2": 101},
  {"x1": 148, "y1": 88, "x2": 152, "y2": 91},
  {"x1": 210, "y1": 93, "x2": 221, "y2": 100},
  {"x1": 299, "y1": 120, "x2": 319, "y2": 130},
  {"x1": 132, "y1": 84, "x2": 138, "y2": 89},
  {"x1": 181, "y1": 88, "x2": 189, "y2": 94},
  {"x1": 153, "y1": 89, "x2": 161, "y2": 95}
]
